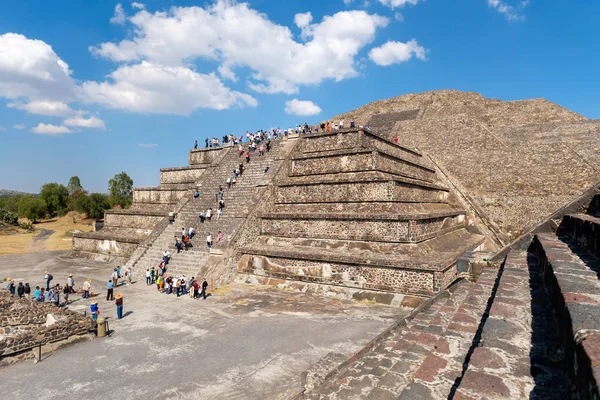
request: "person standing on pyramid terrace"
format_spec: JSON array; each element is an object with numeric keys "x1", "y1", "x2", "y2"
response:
[
  {"x1": 194, "y1": 140, "x2": 198, "y2": 149},
  {"x1": 217, "y1": 207, "x2": 223, "y2": 220},
  {"x1": 107, "y1": 279, "x2": 114, "y2": 301},
  {"x1": 199, "y1": 211, "x2": 205, "y2": 223},
  {"x1": 226, "y1": 177, "x2": 231, "y2": 189},
  {"x1": 163, "y1": 250, "x2": 170, "y2": 265},
  {"x1": 206, "y1": 232, "x2": 213, "y2": 249},
  {"x1": 188, "y1": 227, "x2": 195, "y2": 239},
  {"x1": 206, "y1": 208, "x2": 213, "y2": 221},
  {"x1": 145, "y1": 269, "x2": 151, "y2": 285},
  {"x1": 216, "y1": 231, "x2": 223, "y2": 243}
]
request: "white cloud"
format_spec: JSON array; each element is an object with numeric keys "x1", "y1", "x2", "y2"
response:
[
  {"x1": 0, "y1": 126, "x2": 6, "y2": 131},
  {"x1": 138, "y1": 143, "x2": 158, "y2": 148},
  {"x1": 131, "y1": 2, "x2": 145, "y2": 9},
  {"x1": 110, "y1": 4, "x2": 126, "y2": 25},
  {"x1": 378, "y1": 0, "x2": 419, "y2": 9},
  {"x1": 81, "y1": 61, "x2": 257, "y2": 115},
  {"x1": 487, "y1": 0, "x2": 529, "y2": 21},
  {"x1": 0, "y1": 33, "x2": 77, "y2": 102},
  {"x1": 13, "y1": 124, "x2": 25, "y2": 130},
  {"x1": 369, "y1": 39, "x2": 427, "y2": 66},
  {"x1": 344, "y1": 0, "x2": 354, "y2": 4},
  {"x1": 284, "y1": 99, "x2": 322, "y2": 116},
  {"x1": 64, "y1": 114, "x2": 106, "y2": 129},
  {"x1": 8, "y1": 100, "x2": 73, "y2": 116},
  {"x1": 31, "y1": 123, "x2": 72, "y2": 135},
  {"x1": 90, "y1": 2, "x2": 389, "y2": 94},
  {"x1": 218, "y1": 65, "x2": 237, "y2": 82}
]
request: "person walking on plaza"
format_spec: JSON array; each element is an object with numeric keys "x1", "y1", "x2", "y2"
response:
[
  {"x1": 146, "y1": 269, "x2": 151, "y2": 285},
  {"x1": 200, "y1": 278, "x2": 209, "y2": 300},
  {"x1": 17, "y1": 282, "x2": 24, "y2": 298},
  {"x1": 90, "y1": 301, "x2": 99, "y2": 321},
  {"x1": 82, "y1": 278, "x2": 91, "y2": 299},
  {"x1": 125, "y1": 266, "x2": 133, "y2": 285},
  {"x1": 67, "y1": 274, "x2": 75, "y2": 294},
  {"x1": 115, "y1": 293, "x2": 124, "y2": 319},
  {"x1": 111, "y1": 268, "x2": 118, "y2": 288},
  {"x1": 107, "y1": 279, "x2": 114, "y2": 301},
  {"x1": 24, "y1": 282, "x2": 31, "y2": 297},
  {"x1": 62, "y1": 284, "x2": 69, "y2": 306},
  {"x1": 44, "y1": 271, "x2": 53, "y2": 290}
]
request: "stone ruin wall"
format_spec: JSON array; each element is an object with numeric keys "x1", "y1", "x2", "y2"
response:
[
  {"x1": 159, "y1": 166, "x2": 206, "y2": 185},
  {"x1": 188, "y1": 146, "x2": 229, "y2": 166},
  {"x1": 238, "y1": 254, "x2": 444, "y2": 295},
  {"x1": 0, "y1": 291, "x2": 94, "y2": 363},
  {"x1": 132, "y1": 187, "x2": 188, "y2": 204},
  {"x1": 103, "y1": 213, "x2": 164, "y2": 230},
  {"x1": 72, "y1": 236, "x2": 140, "y2": 256},
  {"x1": 275, "y1": 181, "x2": 393, "y2": 203}
]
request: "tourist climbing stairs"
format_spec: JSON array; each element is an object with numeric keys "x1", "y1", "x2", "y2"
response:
[{"x1": 133, "y1": 140, "x2": 291, "y2": 278}]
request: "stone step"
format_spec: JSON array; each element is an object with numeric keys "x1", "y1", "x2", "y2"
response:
[
  {"x1": 454, "y1": 251, "x2": 571, "y2": 399},
  {"x1": 307, "y1": 269, "x2": 498, "y2": 399},
  {"x1": 558, "y1": 213, "x2": 600, "y2": 259},
  {"x1": 530, "y1": 232, "x2": 600, "y2": 398}
]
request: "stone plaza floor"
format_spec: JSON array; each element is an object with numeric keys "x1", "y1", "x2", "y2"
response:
[{"x1": 0, "y1": 251, "x2": 411, "y2": 399}]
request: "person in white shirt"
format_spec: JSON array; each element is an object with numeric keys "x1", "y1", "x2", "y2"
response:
[
  {"x1": 206, "y1": 233, "x2": 213, "y2": 249},
  {"x1": 188, "y1": 227, "x2": 195, "y2": 239},
  {"x1": 217, "y1": 207, "x2": 223, "y2": 220},
  {"x1": 206, "y1": 208, "x2": 212, "y2": 221}
]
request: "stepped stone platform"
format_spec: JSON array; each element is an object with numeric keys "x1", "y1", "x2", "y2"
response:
[
  {"x1": 332, "y1": 90, "x2": 600, "y2": 246},
  {"x1": 240, "y1": 127, "x2": 484, "y2": 296},
  {"x1": 71, "y1": 145, "x2": 232, "y2": 260}
]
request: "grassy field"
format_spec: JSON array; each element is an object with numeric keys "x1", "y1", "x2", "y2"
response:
[{"x1": 0, "y1": 212, "x2": 94, "y2": 255}]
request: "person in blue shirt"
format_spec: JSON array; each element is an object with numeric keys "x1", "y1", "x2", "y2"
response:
[
  {"x1": 90, "y1": 301, "x2": 99, "y2": 321},
  {"x1": 106, "y1": 280, "x2": 114, "y2": 301},
  {"x1": 33, "y1": 286, "x2": 40, "y2": 301}
]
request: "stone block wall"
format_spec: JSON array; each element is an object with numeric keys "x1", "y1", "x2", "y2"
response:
[
  {"x1": 275, "y1": 181, "x2": 393, "y2": 204},
  {"x1": 104, "y1": 212, "x2": 164, "y2": 230},
  {"x1": 393, "y1": 182, "x2": 447, "y2": 202},
  {"x1": 188, "y1": 146, "x2": 228, "y2": 166},
  {"x1": 238, "y1": 254, "x2": 436, "y2": 295},
  {"x1": 133, "y1": 187, "x2": 188, "y2": 204},
  {"x1": 160, "y1": 166, "x2": 206, "y2": 185},
  {"x1": 375, "y1": 153, "x2": 434, "y2": 182},
  {"x1": 261, "y1": 218, "x2": 410, "y2": 242},
  {"x1": 72, "y1": 236, "x2": 140, "y2": 256},
  {"x1": 0, "y1": 291, "x2": 94, "y2": 358},
  {"x1": 302, "y1": 130, "x2": 360, "y2": 154},
  {"x1": 291, "y1": 151, "x2": 374, "y2": 176}
]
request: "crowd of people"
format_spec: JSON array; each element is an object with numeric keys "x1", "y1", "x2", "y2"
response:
[
  {"x1": 3, "y1": 268, "x2": 129, "y2": 321},
  {"x1": 144, "y1": 258, "x2": 210, "y2": 300},
  {"x1": 192, "y1": 120, "x2": 358, "y2": 151}
]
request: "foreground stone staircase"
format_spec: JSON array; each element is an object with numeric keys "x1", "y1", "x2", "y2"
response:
[
  {"x1": 300, "y1": 193, "x2": 600, "y2": 399},
  {"x1": 133, "y1": 139, "x2": 295, "y2": 279}
]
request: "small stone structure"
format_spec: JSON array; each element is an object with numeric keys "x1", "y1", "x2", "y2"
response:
[{"x1": 0, "y1": 291, "x2": 95, "y2": 365}]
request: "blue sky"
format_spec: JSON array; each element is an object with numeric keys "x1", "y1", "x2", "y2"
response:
[{"x1": 0, "y1": 0, "x2": 598, "y2": 193}]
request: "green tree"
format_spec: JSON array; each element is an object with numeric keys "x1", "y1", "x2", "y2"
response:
[
  {"x1": 1, "y1": 194, "x2": 25, "y2": 213},
  {"x1": 67, "y1": 176, "x2": 83, "y2": 195},
  {"x1": 18, "y1": 197, "x2": 47, "y2": 223},
  {"x1": 74, "y1": 193, "x2": 110, "y2": 219},
  {"x1": 108, "y1": 172, "x2": 133, "y2": 208},
  {"x1": 40, "y1": 183, "x2": 69, "y2": 216}
]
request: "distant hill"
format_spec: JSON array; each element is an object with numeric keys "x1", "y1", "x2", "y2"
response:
[{"x1": 0, "y1": 190, "x2": 35, "y2": 198}]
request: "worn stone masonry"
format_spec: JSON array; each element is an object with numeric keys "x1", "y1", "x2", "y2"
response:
[
  {"x1": 239, "y1": 127, "x2": 485, "y2": 296},
  {"x1": 0, "y1": 291, "x2": 95, "y2": 365}
]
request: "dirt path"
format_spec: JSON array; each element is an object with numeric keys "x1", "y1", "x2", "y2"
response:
[{"x1": 29, "y1": 228, "x2": 54, "y2": 252}]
